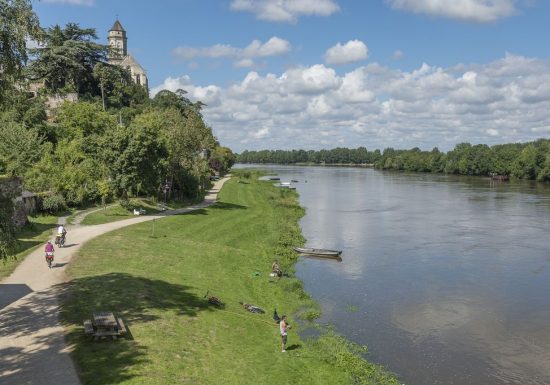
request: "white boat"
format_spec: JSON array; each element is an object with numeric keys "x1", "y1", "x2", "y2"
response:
[{"x1": 274, "y1": 182, "x2": 291, "y2": 188}]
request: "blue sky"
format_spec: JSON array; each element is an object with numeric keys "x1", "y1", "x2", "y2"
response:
[{"x1": 33, "y1": 0, "x2": 550, "y2": 152}]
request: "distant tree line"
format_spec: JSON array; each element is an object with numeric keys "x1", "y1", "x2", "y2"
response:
[
  {"x1": 237, "y1": 139, "x2": 550, "y2": 182},
  {"x1": 238, "y1": 147, "x2": 381, "y2": 165}
]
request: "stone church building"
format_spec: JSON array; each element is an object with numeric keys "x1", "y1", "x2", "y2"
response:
[{"x1": 108, "y1": 20, "x2": 148, "y2": 89}]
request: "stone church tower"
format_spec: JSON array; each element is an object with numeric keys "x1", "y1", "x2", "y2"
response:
[
  {"x1": 107, "y1": 20, "x2": 127, "y2": 64},
  {"x1": 108, "y1": 20, "x2": 148, "y2": 89}
]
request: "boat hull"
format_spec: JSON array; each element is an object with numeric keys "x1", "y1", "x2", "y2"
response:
[{"x1": 293, "y1": 247, "x2": 342, "y2": 257}]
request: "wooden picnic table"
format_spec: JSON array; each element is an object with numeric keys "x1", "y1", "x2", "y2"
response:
[
  {"x1": 93, "y1": 312, "x2": 117, "y2": 329},
  {"x1": 84, "y1": 311, "x2": 127, "y2": 340}
]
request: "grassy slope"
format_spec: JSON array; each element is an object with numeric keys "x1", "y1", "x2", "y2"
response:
[
  {"x1": 0, "y1": 214, "x2": 58, "y2": 279},
  {"x1": 61, "y1": 176, "x2": 399, "y2": 385},
  {"x1": 80, "y1": 196, "x2": 205, "y2": 226},
  {"x1": 80, "y1": 199, "x2": 162, "y2": 225}
]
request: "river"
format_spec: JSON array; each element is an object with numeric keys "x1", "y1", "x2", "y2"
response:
[{"x1": 238, "y1": 164, "x2": 550, "y2": 385}]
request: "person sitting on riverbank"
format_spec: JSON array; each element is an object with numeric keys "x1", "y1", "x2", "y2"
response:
[
  {"x1": 239, "y1": 302, "x2": 265, "y2": 313},
  {"x1": 271, "y1": 260, "x2": 283, "y2": 277}
]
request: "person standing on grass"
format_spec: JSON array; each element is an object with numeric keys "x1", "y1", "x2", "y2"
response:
[{"x1": 280, "y1": 315, "x2": 291, "y2": 352}]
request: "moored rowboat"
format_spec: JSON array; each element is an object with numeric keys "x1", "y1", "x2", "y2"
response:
[{"x1": 293, "y1": 247, "x2": 342, "y2": 257}]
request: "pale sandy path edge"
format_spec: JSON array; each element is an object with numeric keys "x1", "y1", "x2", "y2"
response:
[{"x1": 0, "y1": 177, "x2": 230, "y2": 385}]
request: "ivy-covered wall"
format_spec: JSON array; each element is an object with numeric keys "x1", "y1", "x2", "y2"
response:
[
  {"x1": 0, "y1": 178, "x2": 20, "y2": 259},
  {"x1": 0, "y1": 177, "x2": 28, "y2": 227}
]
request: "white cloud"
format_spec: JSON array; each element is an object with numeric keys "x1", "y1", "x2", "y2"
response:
[
  {"x1": 151, "y1": 76, "x2": 222, "y2": 107},
  {"x1": 230, "y1": 0, "x2": 340, "y2": 23},
  {"x1": 282, "y1": 65, "x2": 341, "y2": 94},
  {"x1": 324, "y1": 40, "x2": 368, "y2": 65},
  {"x1": 172, "y1": 37, "x2": 290, "y2": 67},
  {"x1": 153, "y1": 54, "x2": 550, "y2": 152},
  {"x1": 42, "y1": 0, "x2": 94, "y2": 5},
  {"x1": 234, "y1": 59, "x2": 255, "y2": 68},
  {"x1": 385, "y1": 0, "x2": 518, "y2": 22}
]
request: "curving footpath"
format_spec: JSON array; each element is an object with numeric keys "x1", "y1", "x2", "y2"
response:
[{"x1": 0, "y1": 177, "x2": 230, "y2": 385}]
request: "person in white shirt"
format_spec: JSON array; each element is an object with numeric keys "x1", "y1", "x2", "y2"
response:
[
  {"x1": 280, "y1": 315, "x2": 291, "y2": 352},
  {"x1": 57, "y1": 224, "x2": 67, "y2": 245}
]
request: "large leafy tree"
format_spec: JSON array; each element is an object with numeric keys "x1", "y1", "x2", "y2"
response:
[
  {"x1": 210, "y1": 146, "x2": 236, "y2": 175},
  {"x1": 104, "y1": 121, "x2": 167, "y2": 198},
  {"x1": 26, "y1": 23, "x2": 106, "y2": 95},
  {"x1": 24, "y1": 102, "x2": 117, "y2": 204},
  {"x1": 0, "y1": 113, "x2": 44, "y2": 176},
  {"x1": 0, "y1": 0, "x2": 42, "y2": 101},
  {"x1": 93, "y1": 62, "x2": 148, "y2": 110},
  {"x1": 152, "y1": 89, "x2": 205, "y2": 117}
]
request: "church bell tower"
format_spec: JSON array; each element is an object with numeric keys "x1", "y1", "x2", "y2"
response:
[{"x1": 108, "y1": 20, "x2": 127, "y2": 64}]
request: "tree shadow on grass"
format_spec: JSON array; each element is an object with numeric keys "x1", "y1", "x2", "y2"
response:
[
  {"x1": 16, "y1": 220, "x2": 55, "y2": 240},
  {"x1": 0, "y1": 273, "x2": 219, "y2": 385},
  {"x1": 14, "y1": 221, "x2": 57, "y2": 255},
  {"x1": 57, "y1": 272, "x2": 219, "y2": 384},
  {"x1": 213, "y1": 202, "x2": 247, "y2": 210},
  {"x1": 59, "y1": 272, "x2": 216, "y2": 324},
  {"x1": 172, "y1": 202, "x2": 247, "y2": 217}
]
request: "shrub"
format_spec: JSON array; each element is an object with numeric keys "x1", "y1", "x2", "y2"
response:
[{"x1": 41, "y1": 194, "x2": 67, "y2": 214}]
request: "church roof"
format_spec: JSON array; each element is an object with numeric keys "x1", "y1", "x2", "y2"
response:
[
  {"x1": 120, "y1": 54, "x2": 146, "y2": 74},
  {"x1": 110, "y1": 20, "x2": 125, "y2": 32}
]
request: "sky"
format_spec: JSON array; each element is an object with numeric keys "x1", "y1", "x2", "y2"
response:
[{"x1": 32, "y1": 0, "x2": 550, "y2": 152}]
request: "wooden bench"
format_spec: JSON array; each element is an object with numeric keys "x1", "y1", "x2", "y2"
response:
[
  {"x1": 117, "y1": 318, "x2": 127, "y2": 334},
  {"x1": 83, "y1": 319, "x2": 94, "y2": 335},
  {"x1": 92, "y1": 330, "x2": 120, "y2": 341}
]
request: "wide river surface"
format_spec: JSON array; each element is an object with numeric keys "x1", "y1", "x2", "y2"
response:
[{"x1": 238, "y1": 164, "x2": 550, "y2": 385}]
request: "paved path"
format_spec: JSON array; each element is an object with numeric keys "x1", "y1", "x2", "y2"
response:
[{"x1": 0, "y1": 177, "x2": 230, "y2": 385}]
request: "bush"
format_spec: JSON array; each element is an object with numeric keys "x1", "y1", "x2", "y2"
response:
[{"x1": 41, "y1": 194, "x2": 67, "y2": 214}]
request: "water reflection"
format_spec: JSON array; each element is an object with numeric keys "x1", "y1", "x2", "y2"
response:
[{"x1": 236, "y1": 165, "x2": 550, "y2": 385}]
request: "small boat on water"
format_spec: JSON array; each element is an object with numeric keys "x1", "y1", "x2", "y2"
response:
[
  {"x1": 293, "y1": 247, "x2": 342, "y2": 257},
  {"x1": 490, "y1": 174, "x2": 509, "y2": 181},
  {"x1": 274, "y1": 182, "x2": 291, "y2": 188},
  {"x1": 291, "y1": 179, "x2": 299, "y2": 183},
  {"x1": 268, "y1": 176, "x2": 280, "y2": 181}
]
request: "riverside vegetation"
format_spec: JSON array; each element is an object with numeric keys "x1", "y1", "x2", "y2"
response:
[
  {"x1": 238, "y1": 139, "x2": 550, "y2": 182},
  {"x1": 60, "y1": 171, "x2": 399, "y2": 385},
  {"x1": 0, "y1": 1, "x2": 235, "y2": 261}
]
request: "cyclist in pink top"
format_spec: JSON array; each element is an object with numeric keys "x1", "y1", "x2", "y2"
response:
[
  {"x1": 45, "y1": 241, "x2": 54, "y2": 253},
  {"x1": 44, "y1": 241, "x2": 55, "y2": 268}
]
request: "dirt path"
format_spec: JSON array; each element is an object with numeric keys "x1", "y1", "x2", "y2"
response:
[
  {"x1": 0, "y1": 177, "x2": 230, "y2": 385},
  {"x1": 69, "y1": 204, "x2": 118, "y2": 226}
]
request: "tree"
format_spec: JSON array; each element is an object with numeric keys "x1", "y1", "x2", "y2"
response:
[
  {"x1": 104, "y1": 122, "x2": 167, "y2": 197},
  {"x1": 0, "y1": 189, "x2": 18, "y2": 261},
  {"x1": 93, "y1": 62, "x2": 148, "y2": 109},
  {"x1": 511, "y1": 144, "x2": 540, "y2": 179},
  {"x1": 152, "y1": 89, "x2": 204, "y2": 117},
  {"x1": 0, "y1": 114, "x2": 44, "y2": 176},
  {"x1": 26, "y1": 23, "x2": 106, "y2": 95},
  {"x1": 54, "y1": 101, "x2": 115, "y2": 139},
  {"x1": 210, "y1": 146, "x2": 236, "y2": 175},
  {"x1": 0, "y1": 0, "x2": 42, "y2": 100}
]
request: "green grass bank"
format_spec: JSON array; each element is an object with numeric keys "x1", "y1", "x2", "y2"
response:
[
  {"x1": 61, "y1": 172, "x2": 399, "y2": 385},
  {"x1": 0, "y1": 214, "x2": 58, "y2": 279}
]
